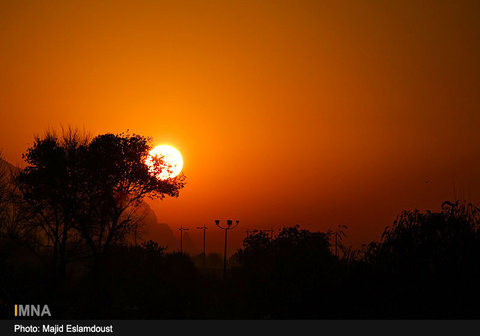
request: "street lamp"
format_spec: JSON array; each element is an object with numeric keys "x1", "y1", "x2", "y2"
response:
[
  {"x1": 196, "y1": 224, "x2": 208, "y2": 265},
  {"x1": 178, "y1": 226, "x2": 189, "y2": 253},
  {"x1": 215, "y1": 219, "x2": 240, "y2": 278}
]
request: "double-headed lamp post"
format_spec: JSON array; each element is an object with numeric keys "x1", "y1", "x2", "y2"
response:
[{"x1": 215, "y1": 219, "x2": 240, "y2": 278}]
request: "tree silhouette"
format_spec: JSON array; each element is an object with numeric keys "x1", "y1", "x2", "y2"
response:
[
  {"x1": 17, "y1": 130, "x2": 88, "y2": 282},
  {"x1": 369, "y1": 201, "x2": 480, "y2": 271},
  {"x1": 141, "y1": 240, "x2": 166, "y2": 256},
  {"x1": 330, "y1": 224, "x2": 347, "y2": 257},
  {"x1": 234, "y1": 225, "x2": 337, "y2": 318},
  {"x1": 17, "y1": 129, "x2": 186, "y2": 282},
  {"x1": 359, "y1": 201, "x2": 480, "y2": 318},
  {"x1": 75, "y1": 132, "x2": 185, "y2": 260},
  {"x1": 0, "y1": 157, "x2": 9, "y2": 228}
]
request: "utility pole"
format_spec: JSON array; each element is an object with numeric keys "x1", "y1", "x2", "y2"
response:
[
  {"x1": 196, "y1": 224, "x2": 208, "y2": 265},
  {"x1": 215, "y1": 219, "x2": 240, "y2": 279},
  {"x1": 179, "y1": 226, "x2": 189, "y2": 253}
]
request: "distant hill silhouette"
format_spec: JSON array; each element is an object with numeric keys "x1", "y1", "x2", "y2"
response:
[
  {"x1": 181, "y1": 231, "x2": 199, "y2": 255},
  {"x1": 134, "y1": 202, "x2": 199, "y2": 254},
  {"x1": 134, "y1": 202, "x2": 179, "y2": 251}
]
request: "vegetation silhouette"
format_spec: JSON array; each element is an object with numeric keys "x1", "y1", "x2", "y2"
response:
[
  {"x1": 7, "y1": 129, "x2": 185, "y2": 302},
  {"x1": 1, "y1": 129, "x2": 480, "y2": 319}
]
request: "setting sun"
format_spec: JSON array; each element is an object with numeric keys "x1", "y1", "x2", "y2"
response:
[{"x1": 145, "y1": 145, "x2": 184, "y2": 180}]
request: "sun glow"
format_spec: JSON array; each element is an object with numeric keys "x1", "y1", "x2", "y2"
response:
[{"x1": 145, "y1": 145, "x2": 183, "y2": 180}]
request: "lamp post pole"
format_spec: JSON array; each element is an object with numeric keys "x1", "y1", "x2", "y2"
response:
[
  {"x1": 196, "y1": 225, "x2": 208, "y2": 265},
  {"x1": 179, "y1": 226, "x2": 189, "y2": 253},
  {"x1": 215, "y1": 219, "x2": 240, "y2": 279},
  {"x1": 223, "y1": 228, "x2": 227, "y2": 275}
]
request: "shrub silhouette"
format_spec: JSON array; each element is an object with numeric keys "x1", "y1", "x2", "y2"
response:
[{"x1": 360, "y1": 201, "x2": 480, "y2": 318}]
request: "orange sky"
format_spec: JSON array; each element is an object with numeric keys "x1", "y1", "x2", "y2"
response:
[{"x1": 1, "y1": 0, "x2": 480, "y2": 253}]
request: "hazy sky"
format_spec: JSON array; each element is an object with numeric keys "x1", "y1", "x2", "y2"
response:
[{"x1": 1, "y1": 0, "x2": 479, "y2": 252}]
